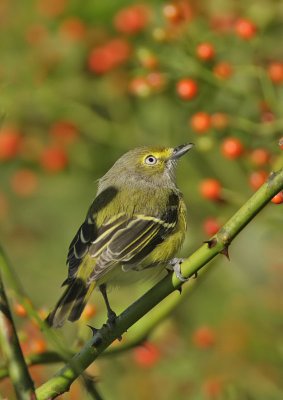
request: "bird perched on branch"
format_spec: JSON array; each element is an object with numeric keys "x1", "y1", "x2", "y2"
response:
[{"x1": 47, "y1": 144, "x2": 193, "y2": 328}]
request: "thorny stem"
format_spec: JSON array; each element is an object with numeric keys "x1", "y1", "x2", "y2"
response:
[{"x1": 0, "y1": 268, "x2": 37, "y2": 399}]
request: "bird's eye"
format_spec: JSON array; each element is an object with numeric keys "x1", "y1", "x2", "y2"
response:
[{"x1": 145, "y1": 155, "x2": 157, "y2": 165}]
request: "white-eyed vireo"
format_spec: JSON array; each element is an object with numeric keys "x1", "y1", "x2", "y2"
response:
[{"x1": 47, "y1": 144, "x2": 193, "y2": 328}]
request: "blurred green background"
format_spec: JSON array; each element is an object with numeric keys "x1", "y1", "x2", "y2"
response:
[{"x1": 0, "y1": 0, "x2": 283, "y2": 399}]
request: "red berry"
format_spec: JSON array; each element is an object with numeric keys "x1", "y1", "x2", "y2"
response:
[
  {"x1": 250, "y1": 148, "x2": 270, "y2": 166},
  {"x1": 196, "y1": 42, "x2": 215, "y2": 61},
  {"x1": 202, "y1": 377, "x2": 223, "y2": 398},
  {"x1": 267, "y1": 62, "x2": 283, "y2": 84},
  {"x1": 210, "y1": 15, "x2": 235, "y2": 33},
  {"x1": 30, "y1": 338, "x2": 47, "y2": 354},
  {"x1": 221, "y1": 137, "x2": 244, "y2": 159},
  {"x1": 137, "y1": 49, "x2": 159, "y2": 69},
  {"x1": 11, "y1": 169, "x2": 39, "y2": 197},
  {"x1": 163, "y1": 3, "x2": 182, "y2": 23},
  {"x1": 25, "y1": 24, "x2": 48, "y2": 45},
  {"x1": 146, "y1": 72, "x2": 166, "y2": 91},
  {"x1": 271, "y1": 192, "x2": 283, "y2": 204},
  {"x1": 13, "y1": 303, "x2": 27, "y2": 318},
  {"x1": 203, "y1": 218, "x2": 221, "y2": 236},
  {"x1": 211, "y1": 113, "x2": 229, "y2": 130},
  {"x1": 0, "y1": 128, "x2": 22, "y2": 161},
  {"x1": 190, "y1": 112, "x2": 211, "y2": 133},
  {"x1": 249, "y1": 170, "x2": 268, "y2": 191},
  {"x1": 192, "y1": 326, "x2": 216, "y2": 348},
  {"x1": 81, "y1": 304, "x2": 97, "y2": 321},
  {"x1": 114, "y1": 4, "x2": 150, "y2": 35},
  {"x1": 133, "y1": 342, "x2": 160, "y2": 367},
  {"x1": 129, "y1": 76, "x2": 151, "y2": 97},
  {"x1": 176, "y1": 78, "x2": 198, "y2": 100},
  {"x1": 59, "y1": 18, "x2": 87, "y2": 41},
  {"x1": 163, "y1": 1, "x2": 193, "y2": 24},
  {"x1": 88, "y1": 39, "x2": 131, "y2": 74},
  {"x1": 235, "y1": 18, "x2": 257, "y2": 40},
  {"x1": 50, "y1": 120, "x2": 79, "y2": 145},
  {"x1": 40, "y1": 147, "x2": 68, "y2": 172},
  {"x1": 279, "y1": 137, "x2": 283, "y2": 150},
  {"x1": 213, "y1": 62, "x2": 233, "y2": 79},
  {"x1": 37, "y1": 0, "x2": 67, "y2": 18},
  {"x1": 200, "y1": 179, "x2": 222, "y2": 201}
]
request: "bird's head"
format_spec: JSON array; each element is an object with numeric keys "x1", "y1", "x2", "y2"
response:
[{"x1": 99, "y1": 144, "x2": 194, "y2": 190}]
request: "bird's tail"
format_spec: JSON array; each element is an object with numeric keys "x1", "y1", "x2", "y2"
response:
[{"x1": 46, "y1": 278, "x2": 96, "y2": 328}]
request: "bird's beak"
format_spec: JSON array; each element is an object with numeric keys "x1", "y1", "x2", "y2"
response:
[{"x1": 171, "y1": 143, "x2": 194, "y2": 160}]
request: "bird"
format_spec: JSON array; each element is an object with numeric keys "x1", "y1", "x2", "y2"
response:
[{"x1": 47, "y1": 144, "x2": 194, "y2": 328}]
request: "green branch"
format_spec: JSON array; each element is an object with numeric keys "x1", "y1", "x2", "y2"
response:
[
  {"x1": 36, "y1": 168, "x2": 283, "y2": 400},
  {"x1": 0, "y1": 268, "x2": 200, "y2": 381},
  {"x1": 0, "y1": 268, "x2": 36, "y2": 399}
]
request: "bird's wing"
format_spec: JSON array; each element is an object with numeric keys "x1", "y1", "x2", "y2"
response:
[
  {"x1": 66, "y1": 187, "x2": 180, "y2": 283},
  {"x1": 88, "y1": 193, "x2": 180, "y2": 282}
]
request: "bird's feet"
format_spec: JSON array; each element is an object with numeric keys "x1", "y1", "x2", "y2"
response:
[
  {"x1": 168, "y1": 258, "x2": 189, "y2": 283},
  {"x1": 106, "y1": 310, "x2": 117, "y2": 329}
]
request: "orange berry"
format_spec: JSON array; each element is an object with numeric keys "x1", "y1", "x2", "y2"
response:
[
  {"x1": 38, "y1": 308, "x2": 48, "y2": 320},
  {"x1": 176, "y1": 78, "x2": 198, "y2": 100},
  {"x1": 81, "y1": 304, "x2": 97, "y2": 320},
  {"x1": 235, "y1": 18, "x2": 257, "y2": 40},
  {"x1": 146, "y1": 72, "x2": 166, "y2": 91},
  {"x1": 192, "y1": 326, "x2": 216, "y2": 348},
  {"x1": 221, "y1": 137, "x2": 244, "y2": 159},
  {"x1": 49, "y1": 120, "x2": 79, "y2": 145},
  {"x1": 14, "y1": 303, "x2": 27, "y2": 318},
  {"x1": 250, "y1": 148, "x2": 270, "y2": 166},
  {"x1": 129, "y1": 76, "x2": 151, "y2": 97},
  {"x1": 40, "y1": 147, "x2": 68, "y2": 172},
  {"x1": 163, "y1": 1, "x2": 193, "y2": 24},
  {"x1": 37, "y1": 0, "x2": 67, "y2": 18},
  {"x1": 163, "y1": 3, "x2": 183, "y2": 24},
  {"x1": 210, "y1": 15, "x2": 235, "y2": 33},
  {"x1": 200, "y1": 179, "x2": 222, "y2": 201},
  {"x1": 25, "y1": 24, "x2": 48, "y2": 45},
  {"x1": 30, "y1": 338, "x2": 47, "y2": 354},
  {"x1": 137, "y1": 49, "x2": 159, "y2": 69},
  {"x1": 213, "y1": 62, "x2": 233, "y2": 79},
  {"x1": 202, "y1": 377, "x2": 223, "y2": 398},
  {"x1": 88, "y1": 39, "x2": 131, "y2": 74},
  {"x1": 133, "y1": 342, "x2": 160, "y2": 367},
  {"x1": 211, "y1": 113, "x2": 229, "y2": 130},
  {"x1": 249, "y1": 170, "x2": 268, "y2": 191},
  {"x1": 196, "y1": 42, "x2": 215, "y2": 61},
  {"x1": 11, "y1": 169, "x2": 38, "y2": 197},
  {"x1": 279, "y1": 137, "x2": 283, "y2": 150},
  {"x1": 190, "y1": 112, "x2": 211, "y2": 133},
  {"x1": 0, "y1": 128, "x2": 22, "y2": 161},
  {"x1": 59, "y1": 18, "x2": 87, "y2": 41},
  {"x1": 203, "y1": 218, "x2": 221, "y2": 236},
  {"x1": 271, "y1": 192, "x2": 283, "y2": 204},
  {"x1": 114, "y1": 4, "x2": 150, "y2": 35},
  {"x1": 267, "y1": 62, "x2": 283, "y2": 84}
]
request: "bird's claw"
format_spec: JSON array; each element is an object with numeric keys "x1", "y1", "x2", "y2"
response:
[{"x1": 169, "y1": 258, "x2": 189, "y2": 283}]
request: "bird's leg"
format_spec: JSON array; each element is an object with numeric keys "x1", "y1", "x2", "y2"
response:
[
  {"x1": 99, "y1": 284, "x2": 117, "y2": 328},
  {"x1": 168, "y1": 258, "x2": 189, "y2": 283}
]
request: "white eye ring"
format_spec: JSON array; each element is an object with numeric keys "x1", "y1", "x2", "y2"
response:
[{"x1": 145, "y1": 155, "x2": 157, "y2": 165}]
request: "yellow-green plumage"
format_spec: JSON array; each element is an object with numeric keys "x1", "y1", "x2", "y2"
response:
[{"x1": 47, "y1": 144, "x2": 193, "y2": 328}]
